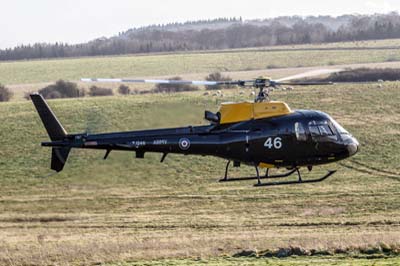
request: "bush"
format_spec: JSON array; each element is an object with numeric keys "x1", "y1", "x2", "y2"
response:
[
  {"x1": 139, "y1": 90, "x2": 152, "y2": 95},
  {"x1": 205, "y1": 72, "x2": 235, "y2": 90},
  {"x1": 24, "y1": 91, "x2": 34, "y2": 100},
  {"x1": 131, "y1": 88, "x2": 151, "y2": 95},
  {"x1": 153, "y1": 77, "x2": 199, "y2": 93},
  {"x1": 118, "y1": 84, "x2": 130, "y2": 95},
  {"x1": 266, "y1": 64, "x2": 280, "y2": 69},
  {"x1": 88, "y1": 86, "x2": 113, "y2": 97},
  {"x1": 0, "y1": 84, "x2": 13, "y2": 102},
  {"x1": 38, "y1": 80, "x2": 84, "y2": 99}
]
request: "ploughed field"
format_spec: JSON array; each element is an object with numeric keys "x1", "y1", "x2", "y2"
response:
[{"x1": 0, "y1": 80, "x2": 400, "y2": 265}]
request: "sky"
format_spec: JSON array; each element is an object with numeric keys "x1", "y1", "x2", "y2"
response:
[{"x1": 1, "y1": 0, "x2": 400, "y2": 49}]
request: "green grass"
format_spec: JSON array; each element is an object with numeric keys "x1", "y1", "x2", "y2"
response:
[
  {"x1": 2, "y1": 40, "x2": 400, "y2": 85},
  {"x1": 1, "y1": 39, "x2": 400, "y2": 265},
  {"x1": 113, "y1": 256, "x2": 400, "y2": 266},
  {"x1": 0, "y1": 81, "x2": 400, "y2": 265}
]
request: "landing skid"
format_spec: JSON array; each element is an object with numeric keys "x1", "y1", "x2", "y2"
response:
[
  {"x1": 219, "y1": 160, "x2": 336, "y2": 187},
  {"x1": 254, "y1": 170, "x2": 336, "y2": 187}
]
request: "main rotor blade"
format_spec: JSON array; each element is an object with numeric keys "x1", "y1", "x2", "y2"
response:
[
  {"x1": 275, "y1": 69, "x2": 344, "y2": 82},
  {"x1": 331, "y1": 81, "x2": 380, "y2": 84},
  {"x1": 81, "y1": 78, "x2": 243, "y2": 86},
  {"x1": 276, "y1": 81, "x2": 334, "y2": 86}
]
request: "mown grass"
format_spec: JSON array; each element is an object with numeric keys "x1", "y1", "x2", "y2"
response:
[
  {"x1": 0, "y1": 79, "x2": 399, "y2": 265},
  {"x1": 1, "y1": 40, "x2": 400, "y2": 86},
  {"x1": 114, "y1": 256, "x2": 400, "y2": 266}
]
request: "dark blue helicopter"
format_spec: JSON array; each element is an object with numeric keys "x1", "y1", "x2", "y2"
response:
[{"x1": 31, "y1": 70, "x2": 359, "y2": 187}]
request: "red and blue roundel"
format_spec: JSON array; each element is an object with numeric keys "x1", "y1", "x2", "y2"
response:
[{"x1": 179, "y1": 138, "x2": 191, "y2": 150}]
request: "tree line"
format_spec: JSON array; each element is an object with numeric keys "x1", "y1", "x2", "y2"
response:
[{"x1": 2, "y1": 13, "x2": 400, "y2": 61}]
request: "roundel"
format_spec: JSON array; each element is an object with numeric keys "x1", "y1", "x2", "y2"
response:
[{"x1": 179, "y1": 138, "x2": 191, "y2": 150}]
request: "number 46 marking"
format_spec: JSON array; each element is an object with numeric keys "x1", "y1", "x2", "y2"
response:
[{"x1": 264, "y1": 137, "x2": 282, "y2": 149}]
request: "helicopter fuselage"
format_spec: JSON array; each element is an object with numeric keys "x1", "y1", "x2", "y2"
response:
[{"x1": 43, "y1": 109, "x2": 359, "y2": 169}]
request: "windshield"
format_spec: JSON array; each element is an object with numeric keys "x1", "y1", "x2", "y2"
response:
[
  {"x1": 308, "y1": 120, "x2": 335, "y2": 137},
  {"x1": 330, "y1": 118, "x2": 349, "y2": 135}
]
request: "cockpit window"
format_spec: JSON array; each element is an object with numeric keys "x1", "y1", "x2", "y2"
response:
[
  {"x1": 309, "y1": 124, "x2": 320, "y2": 137},
  {"x1": 295, "y1": 122, "x2": 307, "y2": 141},
  {"x1": 308, "y1": 120, "x2": 335, "y2": 138},
  {"x1": 319, "y1": 124, "x2": 334, "y2": 136},
  {"x1": 330, "y1": 118, "x2": 349, "y2": 135}
]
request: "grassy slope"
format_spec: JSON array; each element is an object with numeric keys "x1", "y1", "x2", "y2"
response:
[
  {"x1": 117, "y1": 256, "x2": 400, "y2": 266},
  {"x1": 1, "y1": 81, "x2": 400, "y2": 265},
  {"x1": 2, "y1": 39, "x2": 400, "y2": 86}
]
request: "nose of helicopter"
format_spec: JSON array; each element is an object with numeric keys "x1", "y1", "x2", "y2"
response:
[{"x1": 346, "y1": 137, "x2": 359, "y2": 156}]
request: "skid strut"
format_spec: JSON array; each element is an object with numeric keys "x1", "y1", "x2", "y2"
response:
[
  {"x1": 219, "y1": 161, "x2": 297, "y2": 182},
  {"x1": 219, "y1": 160, "x2": 336, "y2": 186}
]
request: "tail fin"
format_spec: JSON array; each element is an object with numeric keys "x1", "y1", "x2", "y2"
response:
[
  {"x1": 31, "y1": 93, "x2": 71, "y2": 172},
  {"x1": 51, "y1": 147, "x2": 71, "y2": 172},
  {"x1": 30, "y1": 93, "x2": 67, "y2": 141}
]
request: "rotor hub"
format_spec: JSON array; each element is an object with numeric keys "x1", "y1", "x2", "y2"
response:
[{"x1": 253, "y1": 77, "x2": 272, "y2": 102}]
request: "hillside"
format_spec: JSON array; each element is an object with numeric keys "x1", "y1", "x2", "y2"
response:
[
  {"x1": 2, "y1": 38, "x2": 400, "y2": 102},
  {"x1": 1, "y1": 82, "x2": 400, "y2": 265},
  {"x1": 1, "y1": 37, "x2": 400, "y2": 265},
  {"x1": 2, "y1": 12, "x2": 400, "y2": 61}
]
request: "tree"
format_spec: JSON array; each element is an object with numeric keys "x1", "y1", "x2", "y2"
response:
[{"x1": 2, "y1": 13, "x2": 400, "y2": 61}]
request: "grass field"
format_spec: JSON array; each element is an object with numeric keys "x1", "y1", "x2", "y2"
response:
[
  {"x1": 112, "y1": 256, "x2": 400, "y2": 265},
  {"x1": 1, "y1": 39, "x2": 400, "y2": 265},
  {"x1": 2, "y1": 39, "x2": 400, "y2": 87},
  {"x1": 1, "y1": 79, "x2": 400, "y2": 265}
]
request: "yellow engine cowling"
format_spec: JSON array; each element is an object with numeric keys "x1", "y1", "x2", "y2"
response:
[{"x1": 218, "y1": 101, "x2": 293, "y2": 124}]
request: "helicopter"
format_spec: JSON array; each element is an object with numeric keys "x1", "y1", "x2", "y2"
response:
[{"x1": 31, "y1": 69, "x2": 359, "y2": 187}]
